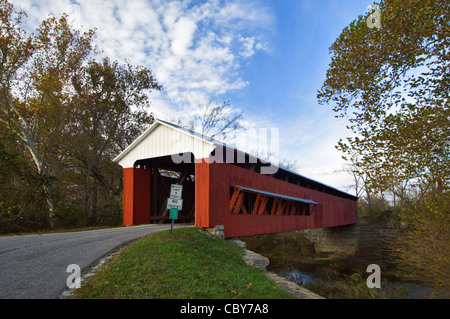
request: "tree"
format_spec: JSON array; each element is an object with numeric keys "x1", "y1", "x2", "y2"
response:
[
  {"x1": 392, "y1": 191, "x2": 450, "y2": 292},
  {"x1": 183, "y1": 100, "x2": 245, "y2": 143},
  {"x1": 0, "y1": 127, "x2": 48, "y2": 233},
  {"x1": 0, "y1": 0, "x2": 95, "y2": 222},
  {"x1": 317, "y1": 0, "x2": 449, "y2": 196},
  {"x1": 62, "y1": 58, "x2": 160, "y2": 225},
  {"x1": 318, "y1": 0, "x2": 449, "y2": 289},
  {"x1": 0, "y1": 0, "x2": 161, "y2": 229}
]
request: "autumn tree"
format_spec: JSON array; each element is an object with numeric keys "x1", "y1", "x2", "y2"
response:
[
  {"x1": 318, "y1": 0, "x2": 448, "y2": 195},
  {"x1": 0, "y1": 0, "x2": 95, "y2": 223},
  {"x1": 0, "y1": 126, "x2": 49, "y2": 232},
  {"x1": 318, "y1": 0, "x2": 449, "y2": 289},
  {"x1": 0, "y1": 0, "x2": 161, "y2": 230},
  {"x1": 61, "y1": 58, "x2": 160, "y2": 225}
]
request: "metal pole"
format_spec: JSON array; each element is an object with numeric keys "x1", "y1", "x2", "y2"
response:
[{"x1": 170, "y1": 219, "x2": 174, "y2": 234}]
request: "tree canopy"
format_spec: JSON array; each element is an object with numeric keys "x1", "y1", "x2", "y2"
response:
[
  {"x1": 318, "y1": 0, "x2": 449, "y2": 196},
  {"x1": 318, "y1": 0, "x2": 449, "y2": 290},
  {"x1": 0, "y1": 0, "x2": 161, "y2": 231}
]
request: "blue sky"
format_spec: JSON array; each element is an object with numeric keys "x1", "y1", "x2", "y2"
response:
[{"x1": 12, "y1": 0, "x2": 375, "y2": 193}]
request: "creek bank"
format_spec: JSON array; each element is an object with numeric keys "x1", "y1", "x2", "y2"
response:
[
  {"x1": 238, "y1": 222, "x2": 438, "y2": 299},
  {"x1": 229, "y1": 239, "x2": 324, "y2": 299},
  {"x1": 274, "y1": 260, "x2": 436, "y2": 299}
]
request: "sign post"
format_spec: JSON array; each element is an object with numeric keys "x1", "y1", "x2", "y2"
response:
[
  {"x1": 167, "y1": 184, "x2": 183, "y2": 235},
  {"x1": 169, "y1": 208, "x2": 178, "y2": 234}
]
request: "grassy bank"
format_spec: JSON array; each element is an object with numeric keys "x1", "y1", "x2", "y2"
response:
[{"x1": 70, "y1": 227, "x2": 295, "y2": 299}]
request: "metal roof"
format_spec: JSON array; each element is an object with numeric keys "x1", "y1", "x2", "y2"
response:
[
  {"x1": 232, "y1": 185, "x2": 318, "y2": 205},
  {"x1": 156, "y1": 119, "x2": 225, "y2": 146}
]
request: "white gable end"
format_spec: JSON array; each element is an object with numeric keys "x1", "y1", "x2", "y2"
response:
[{"x1": 113, "y1": 120, "x2": 217, "y2": 168}]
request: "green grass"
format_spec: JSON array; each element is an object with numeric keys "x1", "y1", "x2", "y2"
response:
[{"x1": 71, "y1": 227, "x2": 296, "y2": 299}]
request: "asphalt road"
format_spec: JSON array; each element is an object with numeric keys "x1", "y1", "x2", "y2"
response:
[{"x1": 0, "y1": 223, "x2": 190, "y2": 299}]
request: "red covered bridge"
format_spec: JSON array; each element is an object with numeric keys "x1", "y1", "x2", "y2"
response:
[{"x1": 113, "y1": 119, "x2": 358, "y2": 238}]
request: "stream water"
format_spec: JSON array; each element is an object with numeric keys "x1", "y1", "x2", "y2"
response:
[{"x1": 272, "y1": 263, "x2": 439, "y2": 299}]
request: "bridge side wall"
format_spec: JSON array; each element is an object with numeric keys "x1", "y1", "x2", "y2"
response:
[
  {"x1": 195, "y1": 162, "x2": 358, "y2": 237},
  {"x1": 123, "y1": 168, "x2": 151, "y2": 226}
]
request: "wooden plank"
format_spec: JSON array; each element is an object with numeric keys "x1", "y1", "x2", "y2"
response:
[
  {"x1": 229, "y1": 188, "x2": 241, "y2": 213},
  {"x1": 150, "y1": 216, "x2": 194, "y2": 220},
  {"x1": 233, "y1": 191, "x2": 245, "y2": 215},
  {"x1": 272, "y1": 198, "x2": 287, "y2": 216},
  {"x1": 284, "y1": 201, "x2": 293, "y2": 215},
  {"x1": 250, "y1": 194, "x2": 269, "y2": 215},
  {"x1": 278, "y1": 200, "x2": 287, "y2": 216},
  {"x1": 257, "y1": 195, "x2": 268, "y2": 215},
  {"x1": 177, "y1": 171, "x2": 188, "y2": 185},
  {"x1": 251, "y1": 194, "x2": 261, "y2": 215},
  {"x1": 156, "y1": 169, "x2": 170, "y2": 217},
  {"x1": 241, "y1": 201, "x2": 248, "y2": 215},
  {"x1": 230, "y1": 187, "x2": 249, "y2": 215},
  {"x1": 136, "y1": 169, "x2": 151, "y2": 225},
  {"x1": 195, "y1": 160, "x2": 210, "y2": 228},
  {"x1": 270, "y1": 197, "x2": 279, "y2": 215},
  {"x1": 151, "y1": 168, "x2": 157, "y2": 215},
  {"x1": 289, "y1": 202, "x2": 298, "y2": 216},
  {"x1": 122, "y1": 168, "x2": 134, "y2": 226}
]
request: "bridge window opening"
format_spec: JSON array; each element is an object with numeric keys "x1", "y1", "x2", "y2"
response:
[{"x1": 230, "y1": 186, "x2": 316, "y2": 216}]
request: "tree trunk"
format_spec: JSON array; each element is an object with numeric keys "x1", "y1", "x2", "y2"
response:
[
  {"x1": 19, "y1": 120, "x2": 57, "y2": 223},
  {"x1": 2, "y1": 92, "x2": 57, "y2": 224}
]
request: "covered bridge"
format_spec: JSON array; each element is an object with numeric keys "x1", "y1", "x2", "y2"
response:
[{"x1": 113, "y1": 119, "x2": 358, "y2": 238}]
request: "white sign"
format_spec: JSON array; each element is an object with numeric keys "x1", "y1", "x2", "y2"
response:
[
  {"x1": 167, "y1": 198, "x2": 183, "y2": 210},
  {"x1": 170, "y1": 184, "x2": 183, "y2": 200}
]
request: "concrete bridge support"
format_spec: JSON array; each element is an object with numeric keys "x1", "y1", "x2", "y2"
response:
[{"x1": 299, "y1": 221, "x2": 398, "y2": 261}]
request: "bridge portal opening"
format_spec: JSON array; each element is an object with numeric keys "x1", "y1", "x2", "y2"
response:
[{"x1": 134, "y1": 153, "x2": 195, "y2": 224}]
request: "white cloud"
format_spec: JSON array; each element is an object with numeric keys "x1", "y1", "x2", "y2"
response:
[
  {"x1": 10, "y1": 0, "x2": 354, "y2": 193},
  {"x1": 168, "y1": 16, "x2": 197, "y2": 56},
  {"x1": 239, "y1": 36, "x2": 256, "y2": 58},
  {"x1": 12, "y1": 0, "x2": 274, "y2": 115}
]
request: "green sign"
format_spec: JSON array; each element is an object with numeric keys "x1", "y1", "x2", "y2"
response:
[{"x1": 169, "y1": 207, "x2": 178, "y2": 220}]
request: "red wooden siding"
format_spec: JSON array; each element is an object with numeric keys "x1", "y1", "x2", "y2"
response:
[
  {"x1": 123, "y1": 168, "x2": 151, "y2": 226},
  {"x1": 195, "y1": 162, "x2": 358, "y2": 238},
  {"x1": 195, "y1": 159, "x2": 210, "y2": 228}
]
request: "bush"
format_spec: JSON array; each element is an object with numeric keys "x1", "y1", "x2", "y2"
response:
[{"x1": 391, "y1": 191, "x2": 450, "y2": 293}]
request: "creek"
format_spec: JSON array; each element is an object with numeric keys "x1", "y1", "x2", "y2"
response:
[
  {"x1": 240, "y1": 222, "x2": 446, "y2": 299},
  {"x1": 271, "y1": 261, "x2": 437, "y2": 299}
]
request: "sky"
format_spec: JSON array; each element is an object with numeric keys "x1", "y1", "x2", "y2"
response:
[{"x1": 11, "y1": 0, "x2": 376, "y2": 194}]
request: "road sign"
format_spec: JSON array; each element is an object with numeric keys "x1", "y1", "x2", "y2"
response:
[
  {"x1": 169, "y1": 208, "x2": 178, "y2": 220},
  {"x1": 167, "y1": 198, "x2": 183, "y2": 210},
  {"x1": 170, "y1": 184, "x2": 183, "y2": 200},
  {"x1": 168, "y1": 184, "x2": 183, "y2": 235}
]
